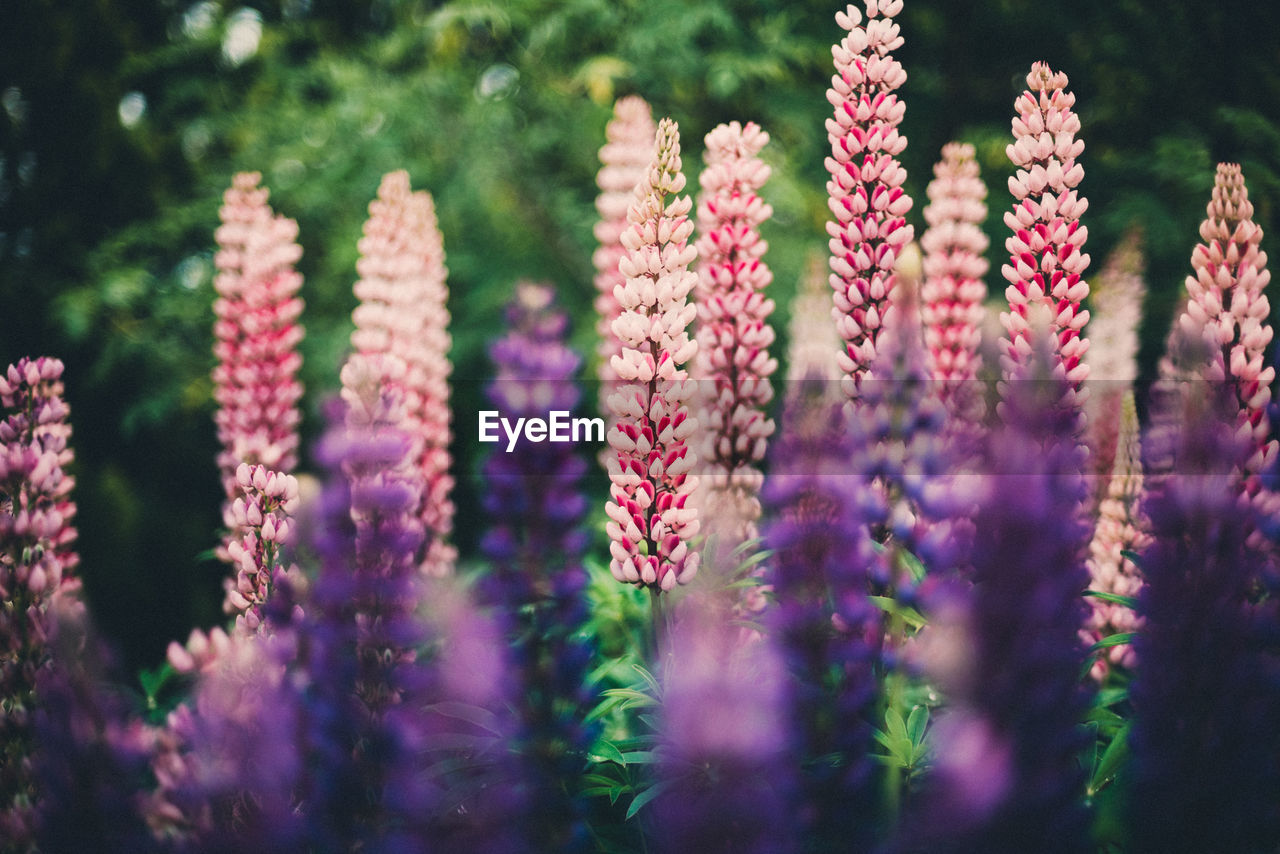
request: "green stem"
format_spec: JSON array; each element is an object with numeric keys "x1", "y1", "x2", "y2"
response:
[{"x1": 648, "y1": 587, "x2": 666, "y2": 664}]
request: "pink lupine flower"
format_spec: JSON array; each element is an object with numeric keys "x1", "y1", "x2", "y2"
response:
[
  {"x1": 921, "y1": 141, "x2": 989, "y2": 417},
  {"x1": 1177, "y1": 163, "x2": 1274, "y2": 478},
  {"x1": 604, "y1": 117, "x2": 701, "y2": 593},
  {"x1": 212, "y1": 172, "x2": 304, "y2": 504},
  {"x1": 1083, "y1": 391, "x2": 1147, "y2": 680},
  {"x1": 594, "y1": 95, "x2": 657, "y2": 409},
  {"x1": 0, "y1": 356, "x2": 80, "y2": 846},
  {"x1": 693, "y1": 120, "x2": 777, "y2": 548},
  {"x1": 1083, "y1": 228, "x2": 1146, "y2": 483},
  {"x1": 786, "y1": 252, "x2": 845, "y2": 386},
  {"x1": 824, "y1": 0, "x2": 914, "y2": 395},
  {"x1": 219, "y1": 462, "x2": 302, "y2": 634},
  {"x1": 350, "y1": 170, "x2": 456, "y2": 576},
  {"x1": 999, "y1": 63, "x2": 1091, "y2": 406}
]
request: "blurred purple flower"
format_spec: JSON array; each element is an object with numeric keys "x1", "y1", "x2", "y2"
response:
[
  {"x1": 479, "y1": 282, "x2": 595, "y2": 852},
  {"x1": 1127, "y1": 381, "x2": 1280, "y2": 852},
  {"x1": 910, "y1": 339, "x2": 1092, "y2": 852}
]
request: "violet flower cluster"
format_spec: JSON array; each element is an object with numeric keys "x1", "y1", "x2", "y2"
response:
[
  {"x1": 479, "y1": 282, "x2": 596, "y2": 852},
  {"x1": 1, "y1": 356, "x2": 80, "y2": 847},
  {"x1": 763, "y1": 374, "x2": 882, "y2": 850},
  {"x1": 912, "y1": 339, "x2": 1093, "y2": 852},
  {"x1": 1128, "y1": 383, "x2": 1280, "y2": 852}
]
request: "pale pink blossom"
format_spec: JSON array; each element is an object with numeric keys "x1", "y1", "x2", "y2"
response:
[
  {"x1": 825, "y1": 1, "x2": 915, "y2": 396},
  {"x1": 693, "y1": 121, "x2": 777, "y2": 549},
  {"x1": 350, "y1": 170, "x2": 455, "y2": 576},
  {"x1": 999, "y1": 63, "x2": 1091, "y2": 407},
  {"x1": 1176, "y1": 163, "x2": 1274, "y2": 478},
  {"x1": 605, "y1": 117, "x2": 701, "y2": 592},
  {"x1": 921, "y1": 142, "x2": 989, "y2": 419},
  {"x1": 1084, "y1": 228, "x2": 1146, "y2": 483},
  {"x1": 212, "y1": 172, "x2": 304, "y2": 503},
  {"x1": 786, "y1": 252, "x2": 845, "y2": 386},
  {"x1": 594, "y1": 95, "x2": 657, "y2": 410},
  {"x1": 1083, "y1": 391, "x2": 1147, "y2": 680}
]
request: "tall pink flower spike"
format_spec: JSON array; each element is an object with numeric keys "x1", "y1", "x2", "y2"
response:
[
  {"x1": 1177, "y1": 163, "x2": 1274, "y2": 479},
  {"x1": 825, "y1": 0, "x2": 914, "y2": 397},
  {"x1": 605, "y1": 117, "x2": 701, "y2": 592},
  {"x1": 1083, "y1": 391, "x2": 1147, "y2": 681},
  {"x1": 212, "y1": 172, "x2": 304, "y2": 504},
  {"x1": 1084, "y1": 228, "x2": 1145, "y2": 483},
  {"x1": 594, "y1": 95, "x2": 657, "y2": 413},
  {"x1": 694, "y1": 120, "x2": 777, "y2": 546},
  {"x1": 921, "y1": 142, "x2": 989, "y2": 418},
  {"x1": 999, "y1": 63, "x2": 1091, "y2": 407},
  {"x1": 350, "y1": 170, "x2": 456, "y2": 576}
]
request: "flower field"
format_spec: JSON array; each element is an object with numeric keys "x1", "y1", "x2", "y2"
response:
[{"x1": 3, "y1": 2, "x2": 1280, "y2": 852}]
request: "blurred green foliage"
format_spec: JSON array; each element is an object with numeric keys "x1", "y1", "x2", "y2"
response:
[{"x1": 2, "y1": 0, "x2": 1278, "y2": 668}]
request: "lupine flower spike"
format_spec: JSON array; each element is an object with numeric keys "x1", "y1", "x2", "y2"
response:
[
  {"x1": 694, "y1": 120, "x2": 777, "y2": 551},
  {"x1": 219, "y1": 462, "x2": 302, "y2": 634},
  {"x1": 212, "y1": 172, "x2": 304, "y2": 503},
  {"x1": 1128, "y1": 379, "x2": 1280, "y2": 852},
  {"x1": 480, "y1": 282, "x2": 596, "y2": 852},
  {"x1": 921, "y1": 141, "x2": 989, "y2": 421},
  {"x1": 912, "y1": 331, "x2": 1092, "y2": 851},
  {"x1": 605, "y1": 117, "x2": 701, "y2": 595},
  {"x1": 594, "y1": 95, "x2": 657, "y2": 413},
  {"x1": 1083, "y1": 228, "x2": 1145, "y2": 483},
  {"x1": 351, "y1": 170, "x2": 456, "y2": 575},
  {"x1": 825, "y1": 0, "x2": 914, "y2": 396},
  {"x1": 1082, "y1": 391, "x2": 1147, "y2": 680},
  {"x1": 1176, "y1": 163, "x2": 1274, "y2": 480},
  {"x1": 1000, "y1": 63, "x2": 1091, "y2": 414},
  {"x1": 1, "y1": 357, "x2": 80, "y2": 846}
]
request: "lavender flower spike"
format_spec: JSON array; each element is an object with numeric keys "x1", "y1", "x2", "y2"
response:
[{"x1": 912, "y1": 328, "x2": 1093, "y2": 852}]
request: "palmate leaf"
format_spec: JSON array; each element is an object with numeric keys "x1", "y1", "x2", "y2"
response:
[{"x1": 625, "y1": 777, "x2": 673, "y2": 820}]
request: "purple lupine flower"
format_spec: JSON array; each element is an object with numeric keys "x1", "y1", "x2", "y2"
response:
[
  {"x1": 31, "y1": 609, "x2": 164, "y2": 854},
  {"x1": 763, "y1": 366, "x2": 882, "y2": 849},
  {"x1": 1127, "y1": 378, "x2": 1280, "y2": 853},
  {"x1": 1, "y1": 356, "x2": 80, "y2": 845},
  {"x1": 478, "y1": 282, "x2": 595, "y2": 852},
  {"x1": 853, "y1": 247, "x2": 966, "y2": 596},
  {"x1": 910, "y1": 333, "x2": 1092, "y2": 852},
  {"x1": 650, "y1": 610, "x2": 795, "y2": 854}
]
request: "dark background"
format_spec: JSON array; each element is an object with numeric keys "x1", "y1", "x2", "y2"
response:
[{"x1": 2, "y1": 0, "x2": 1277, "y2": 671}]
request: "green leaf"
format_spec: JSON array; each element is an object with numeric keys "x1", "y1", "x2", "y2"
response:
[
  {"x1": 885, "y1": 707, "x2": 908, "y2": 742},
  {"x1": 589, "y1": 741, "x2": 627, "y2": 766},
  {"x1": 626, "y1": 778, "x2": 673, "y2": 820},
  {"x1": 1084, "y1": 590, "x2": 1139, "y2": 608},
  {"x1": 1091, "y1": 632, "x2": 1137, "y2": 651},
  {"x1": 1089, "y1": 724, "x2": 1131, "y2": 795},
  {"x1": 867, "y1": 596, "x2": 928, "y2": 630},
  {"x1": 906, "y1": 705, "x2": 929, "y2": 746},
  {"x1": 1119, "y1": 549, "x2": 1145, "y2": 568}
]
